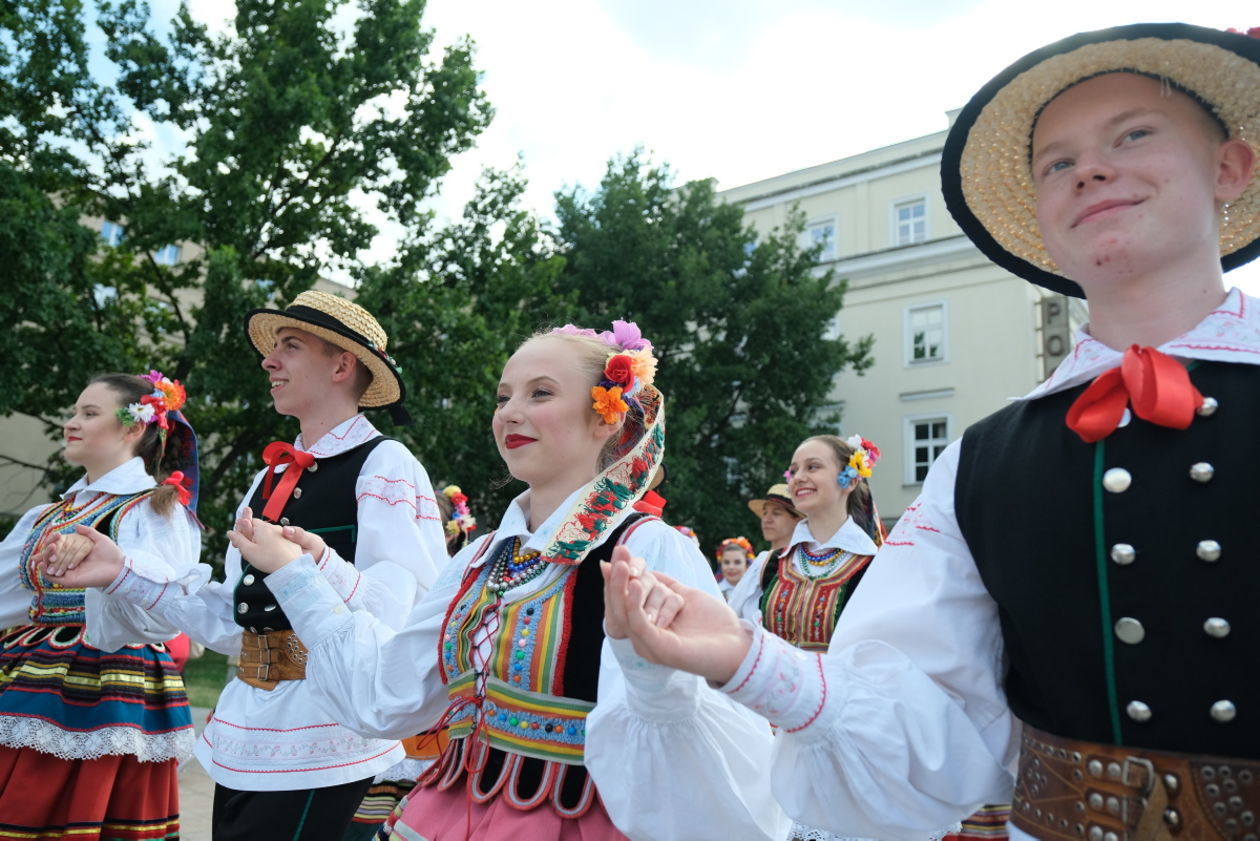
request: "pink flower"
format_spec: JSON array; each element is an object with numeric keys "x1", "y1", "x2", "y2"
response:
[
  {"x1": 599, "y1": 320, "x2": 652, "y2": 353},
  {"x1": 551, "y1": 324, "x2": 599, "y2": 338}
]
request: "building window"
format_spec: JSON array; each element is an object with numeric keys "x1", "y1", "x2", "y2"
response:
[
  {"x1": 154, "y1": 244, "x2": 181, "y2": 265},
  {"x1": 906, "y1": 416, "x2": 950, "y2": 483},
  {"x1": 893, "y1": 198, "x2": 927, "y2": 245},
  {"x1": 806, "y1": 217, "x2": 837, "y2": 262},
  {"x1": 100, "y1": 221, "x2": 125, "y2": 247},
  {"x1": 906, "y1": 302, "x2": 947, "y2": 364}
]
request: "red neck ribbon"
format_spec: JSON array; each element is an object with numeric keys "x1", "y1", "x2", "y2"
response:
[
  {"x1": 1065, "y1": 345, "x2": 1203, "y2": 443},
  {"x1": 162, "y1": 471, "x2": 191, "y2": 507},
  {"x1": 259, "y1": 442, "x2": 316, "y2": 522}
]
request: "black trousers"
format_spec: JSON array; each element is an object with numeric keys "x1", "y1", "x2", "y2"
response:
[{"x1": 211, "y1": 777, "x2": 374, "y2": 841}]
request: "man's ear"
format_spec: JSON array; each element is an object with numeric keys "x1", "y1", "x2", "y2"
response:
[
  {"x1": 330, "y1": 350, "x2": 358, "y2": 385},
  {"x1": 1216, "y1": 138, "x2": 1257, "y2": 204}
]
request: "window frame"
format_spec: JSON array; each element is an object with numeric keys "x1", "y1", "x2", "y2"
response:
[
  {"x1": 904, "y1": 413, "x2": 952, "y2": 485},
  {"x1": 904, "y1": 300, "x2": 949, "y2": 366},
  {"x1": 891, "y1": 195, "x2": 928, "y2": 247}
]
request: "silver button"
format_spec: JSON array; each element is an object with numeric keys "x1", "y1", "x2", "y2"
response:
[
  {"x1": 280, "y1": 517, "x2": 290, "y2": 526},
  {"x1": 237, "y1": 602, "x2": 249, "y2": 614},
  {"x1": 1088, "y1": 759, "x2": 1104, "y2": 777},
  {"x1": 242, "y1": 574, "x2": 256, "y2": 586},
  {"x1": 1190, "y1": 462, "x2": 1215, "y2": 483},
  {"x1": 1197, "y1": 540, "x2": 1222, "y2": 562},
  {"x1": 1104, "y1": 832, "x2": 1118, "y2": 841},
  {"x1": 1110, "y1": 543, "x2": 1136, "y2": 565},
  {"x1": 1127, "y1": 700, "x2": 1153, "y2": 722},
  {"x1": 1204, "y1": 617, "x2": 1231, "y2": 638},
  {"x1": 1211, "y1": 700, "x2": 1237, "y2": 723},
  {"x1": 1117, "y1": 408, "x2": 1132, "y2": 428},
  {"x1": 1106, "y1": 797, "x2": 1121, "y2": 816},
  {"x1": 292, "y1": 487, "x2": 303, "y2": 499},
  {"x1": 308, "y1": 462, "x2": 318, "y2": 472},
  {"x1": 1115, "y1": 617, "x2": 1145, "y2": 644},
  {"x1": 1088, "y1": 793, "x2": 1104, "y2": 810},
  {"x1": 1102, "y1": 468, "x2": 1132, "y2": 493},
  {"x1": 263, "y1": 604, "x2": 277, "y2": 612},
  {"x1": 1088, "y1": 827, "x2": 1103, "y2": 841},
  {"x1": 1198, "y1": 396, "x2": 1219, "y2": 416}
]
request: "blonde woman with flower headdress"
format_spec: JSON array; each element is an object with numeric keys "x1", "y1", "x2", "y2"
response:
[
  {"x1": 224, "y1": 320, "x2": 781, "y2": 840},
  {"x1": 1, "y1": 371, "x2": 201, "y2": 838}
]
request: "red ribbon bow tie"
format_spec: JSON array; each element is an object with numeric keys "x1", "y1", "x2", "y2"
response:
[
  {"x1": 259, "y1": 442, "x2": 316, "y2": 522},
  {"x1": 1065, "y1": 345, "x2": 1203, "y2": 443},
  {"x1": 162, "y1": 471, "x2": 191, "y2": 507}
]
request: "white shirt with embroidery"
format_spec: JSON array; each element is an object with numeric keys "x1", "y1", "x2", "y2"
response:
[
  {"x1": 263, "y1": 485, "x2": 786, "y2": 841},
  {"x1": 720, "y1": 288, "x2": 1260, "y2": 841},
  {"x1": 103, "y1": 414, "x2": 448, "y2": 791},
  {"x1": 0, "y1": 456, "x2": 201, "y2": 760}
]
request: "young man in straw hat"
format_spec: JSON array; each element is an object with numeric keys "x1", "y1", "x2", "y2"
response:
[
  {"x1": 603, "y1": 23, "x2": 1260, "y2": 841},
  {"x1": 727, "y1": 482, "x2": 800, "y2": 621},
  {"x1": 53, "y1": 290, "x2": 448, "y2": 840}
]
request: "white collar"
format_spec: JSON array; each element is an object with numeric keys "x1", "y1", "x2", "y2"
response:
[
  {"x1": 471, "y1": 485, "x2": 637, "y2": 568},
  {"x1": 295, "y1": 414, "x2": 379, "y2": 458},
  {"x1": 1025, "y1": 288, "x2": 1260, "y2": 400},
  {"x1": 61, "y1": 457, "x2": 155, "y2": 499},
  {"x1": 788, "y1": 516, "x2": 879, "y2": 556}
]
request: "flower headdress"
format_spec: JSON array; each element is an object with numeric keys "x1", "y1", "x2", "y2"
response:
[
  {"x1": 716, "y1": 536, "x2": 755, "y2": 563},
  {"x1": 442, "y1": 485, "x2": 477, "y2": 539},
  {"x1": 117, "y1": 370, "x2": 186, "y2": 429},
  {"x1": 552, "y1": 320, "x2": 659, "y2": 425},
  {"x1": 838, "y1": 434, "x2": 881, "y2": 490}
]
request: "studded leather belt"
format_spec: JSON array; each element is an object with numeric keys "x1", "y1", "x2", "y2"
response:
[
  {"x1": 237, "y1": 629, "x2": 308, "y2": 690},
  {"x1": 1013, "y1": 725, "x2": 1260, "y2": 841}
]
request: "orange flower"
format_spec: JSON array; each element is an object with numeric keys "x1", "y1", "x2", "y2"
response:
[
  {"x1": 155, "y1": 379, "x2": 187, "y2": 412},
  {"x1": 591, "y1": 386, "x2": 628, "y2": 424},
  {"x1": 624, "y1": 349, "x2": 657, "y2": 387}
]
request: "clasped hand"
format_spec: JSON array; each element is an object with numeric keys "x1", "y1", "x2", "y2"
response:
[{"x1": 226, "y1": 507, "x2": 328, "y2": 573}]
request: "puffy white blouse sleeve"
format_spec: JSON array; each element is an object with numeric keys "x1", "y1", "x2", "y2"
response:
[
  {"x1": 585, "y1": 520, "x2": 784, "y2": 841},
  {"x1": 0, "y1": 506, "x2": 48, "y2": 629},
  {"x1": 720, "y1": 441, "x2": 1018, "y2": 841},
  {"x1": 727, "y1": 548, "x2": 770, "y2": 622},
  {"x1": 83, "y1": 497, "x2": 202, "y2": 650}
]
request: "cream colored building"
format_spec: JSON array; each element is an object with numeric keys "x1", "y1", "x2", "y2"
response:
[
  {"x1": 0, "y1": 223, "x2": 352, "y2": 520},
  {"x1": 720, "y1": 113, "x2": 1086, "y2": 518}
]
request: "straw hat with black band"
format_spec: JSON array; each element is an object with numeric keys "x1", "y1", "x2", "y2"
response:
[
  {"x1": 747, "y1": 483, "x2": 802, "y2": 520},
  {"x1": 244, "y1": 290, "x2": 410, "y2": 424},
  {"x1": 941, "y1": 23, "x2": 1260, "y2": 299}
]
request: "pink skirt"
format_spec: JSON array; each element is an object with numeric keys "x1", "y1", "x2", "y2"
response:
[{"x1": 382, "y1": 781, "x2": 628, "y2": 841}]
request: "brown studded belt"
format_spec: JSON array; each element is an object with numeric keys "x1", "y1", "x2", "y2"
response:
[
  {"x1": 236, "y1": 629, "x2": 308, "y2": 690},
  {"x1": 1013, "y1": 725, "x2": 1260, "y2": 841}
]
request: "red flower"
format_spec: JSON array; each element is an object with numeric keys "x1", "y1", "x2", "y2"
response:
[
  {"x1": 604, "y1": 354, "x2": 636, "y2": 388},
  {"x1": 1227, "y1": 26, "x2": 1260, "y2": 38}
]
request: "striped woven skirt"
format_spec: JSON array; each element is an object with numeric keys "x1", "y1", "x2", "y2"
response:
[{"x1": 0, "y1": 623, "x2": 193, "y2": 839}]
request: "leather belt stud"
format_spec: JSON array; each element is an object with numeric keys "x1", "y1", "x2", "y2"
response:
[
  {"x1": 237, "y1": 629, "x2": 308, "y2": 691},
  {"x1": 1013, "y1": 726, "x2": 1260, "y2": 841}
]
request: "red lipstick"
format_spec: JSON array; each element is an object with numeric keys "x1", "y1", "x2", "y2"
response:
[{"x1": 505, "y1": 434, "x2": 536, "y2": 450}]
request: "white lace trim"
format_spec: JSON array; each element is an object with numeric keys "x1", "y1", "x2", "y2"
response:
[
  {"x1": 371, "y1": 755, "x2": 433, "y2": 784},
  {"x1": 789, "y1": 824, "x2": 954, "y2": 841},
  {"x1": 0, "y1": 715, "x2": 194, "y2": 762}
]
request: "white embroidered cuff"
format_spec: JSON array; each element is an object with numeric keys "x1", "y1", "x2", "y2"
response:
[
  {"x1": 607, "y1": 635, "x2": 701, "y2": 721},
  {"x1": 265, "y1": 554, "x2": 353, "y2": 646},
  {"x1": 315, "y1": 546, "x2": 364, "y2": 605},
  {"x1": 721, "y1": 623, "x2": 828, "y2": 734},
  {"x1": 103, "y1": 558, "x2": 208, "y2": 611}
]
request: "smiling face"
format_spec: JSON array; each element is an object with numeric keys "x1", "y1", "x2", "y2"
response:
[
  {"x1": 719, "y1": 547, "x2": 749, "y2": 584},
  {"x1": 63, "y1": 382, "x2": 145, "y2": 480},
  {"x1": 493, "y1": 336, "x2": 615, "y2": 493},
  {"x1": 785, "y1": 438, "x2": 849, "y2": 517},
  {"x1": 1031, "y1": 72, "x2": 1248, "y2": 290},
  {"x1": 259, "y1": 327, "x2": 344, "y2": 418}
]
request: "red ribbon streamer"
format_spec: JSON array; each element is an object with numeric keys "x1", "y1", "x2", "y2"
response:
[
  {"x1": 259, "y1": 442, "x2": 316, "y2": 522},
  {"x1": 162, "y1": 471, "x2": 191, "y2": 507},
  {"x1": 1065, "y1": 345, "x2": 1203, "y2": 443}
]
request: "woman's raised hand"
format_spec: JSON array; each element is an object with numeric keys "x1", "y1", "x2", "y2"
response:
[
  {"x1": 36, "y1": 525, "x2": 127, "y2": 588},
  {"x1": 602, "y1": 546, "x2": 754, "y2": 685}
]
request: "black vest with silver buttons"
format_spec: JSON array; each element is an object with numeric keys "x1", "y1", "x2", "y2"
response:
[
  {"x1": 233, "y1": 437, "x2": 390, "y2": 631},
  {"x1": 955, "y1": 360, "x2": 1258, "y2": 758}
]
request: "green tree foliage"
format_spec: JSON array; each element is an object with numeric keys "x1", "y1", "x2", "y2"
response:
[
  {"x1": 0, "y1": 0, "x2": 490, "y2": 551},
  {"x1": 553, "y1": 153, "x2": 874, "y2": 553}
]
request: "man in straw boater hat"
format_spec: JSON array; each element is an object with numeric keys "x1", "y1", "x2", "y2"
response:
[
  {"x1": 727, "y1": 482, "x2": 801, "y2": 621},
  {"x1": 600, "y1": 22, "x2": 1260, "y2": 841},
  {"x1": 51, "y1": 290, "x2": 448, "y2": 840}
]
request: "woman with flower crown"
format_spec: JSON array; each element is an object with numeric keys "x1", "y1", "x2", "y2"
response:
[
  {"x1": 0, "y1": 371, "x2": 201, "y2": 839},
  {"x1": 226, "y1": 321, "x2": 781, "y2": 840}
]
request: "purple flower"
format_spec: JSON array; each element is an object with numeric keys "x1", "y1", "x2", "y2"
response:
[
  {"x1": 599, "y1": 320, "x2": 652, "y2": 353},
  {"x1": 551, "y1": 324, "x2": 599, "y2": 338}
]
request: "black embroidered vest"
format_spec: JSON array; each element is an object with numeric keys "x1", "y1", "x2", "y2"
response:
[
  {"x1": 233, "y1": 437, "x2": 389, "y2": 631},
  {"x1": 955, "y1": 361, "x2": 1260, "y2": 757}
]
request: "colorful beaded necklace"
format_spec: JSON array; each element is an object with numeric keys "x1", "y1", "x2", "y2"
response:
[{"x1": 486, "y1": 537, "x2": 545, "y2": 595}]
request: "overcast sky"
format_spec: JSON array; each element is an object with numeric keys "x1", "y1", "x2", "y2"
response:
[{"x1": 176, "y1": 0, "x2": 1260, "y2": 292}]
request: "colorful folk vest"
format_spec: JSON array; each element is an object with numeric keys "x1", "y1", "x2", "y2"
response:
[
  {"x1": 956, "y1": 360, "x2": 1260, "y2": 758},
  {"x1": 18, "y1": 491, "x2": 156, "y2": 626},
  {"x1": 420, "y1": 515, "x2": 651, "y2": 818},
  {"x1": 234, "y1": 437, "x2": 388, "y2": 632},
  {"x1": 760, "y1": 544, "x2": 872, "y2": 652}
]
